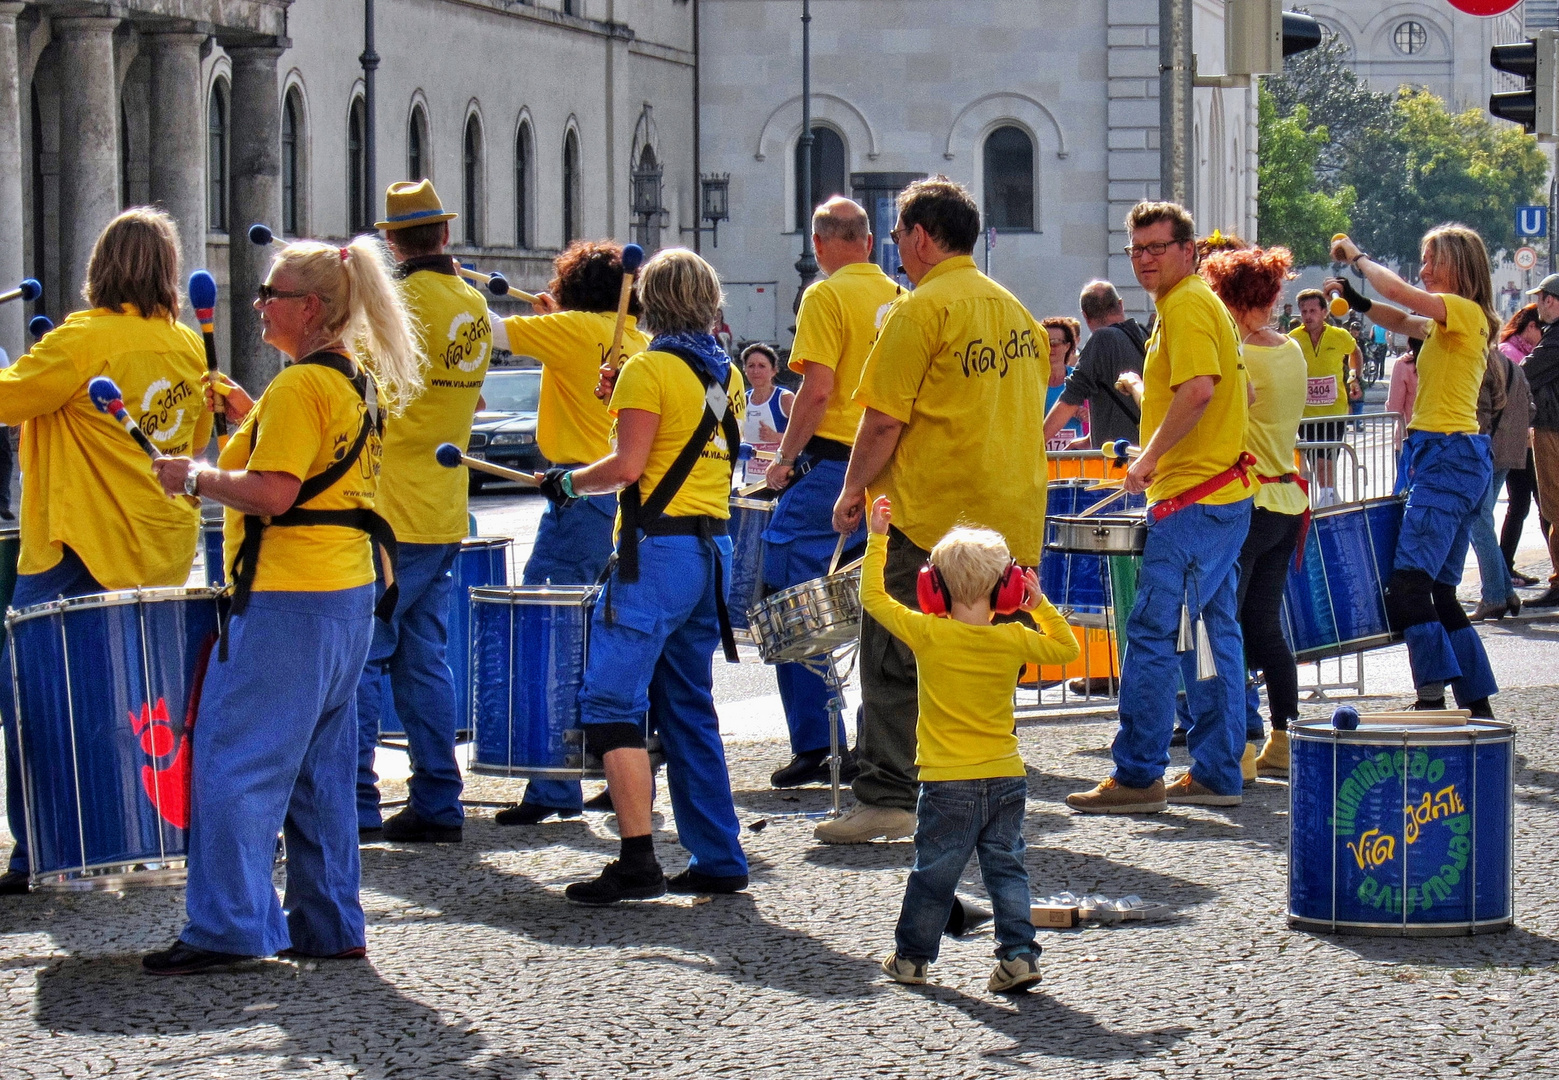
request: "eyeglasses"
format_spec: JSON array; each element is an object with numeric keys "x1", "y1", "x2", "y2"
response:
[
  {"x1": 256, "y1": 284, "x2": 312, "y2": 303},
  {"x1": 1124, "y1": 239, "x2": 1189, "y2": 260},
  {"x1": 889, "y1": 225, "x2": 910, "y2": 245}
]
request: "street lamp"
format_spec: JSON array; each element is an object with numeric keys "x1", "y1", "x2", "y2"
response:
[
  {"x1": 631, "y1": 160, "x2": 666, "y2": 249},
  {"x1": 680, "y1": 173, "x2": 731, "y2": 247},
  {"x1": 794, "y1": 0, "x2": 818, "y2": 307}
]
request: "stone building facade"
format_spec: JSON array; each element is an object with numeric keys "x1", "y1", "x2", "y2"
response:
[
  {"x1": 2, "y1": 0, "x2": 696, "y2": 387},
  {"x1": 696, "y1": 0, "x2": 1255, "y2": 339}
]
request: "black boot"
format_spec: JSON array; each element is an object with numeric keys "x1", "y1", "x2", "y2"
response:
[
  {"x1": 495, "y1": 803, "x2": 581, "y2": 826},
  {"x1": 564, "y1": 860, "x2": 666, "y2": 906},
  {"x1": 142, "y1": 941, "x2": 256, "y2": 975}
]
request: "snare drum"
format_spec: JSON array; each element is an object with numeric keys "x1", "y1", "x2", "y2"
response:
[
  {"x1": 9, "y1": 588, "x2": 221, "y2": 888},
  {"x1": 1041, "y1": 481, "x2": 1146, "y2": 620},
  {"x1": 1288, "y1": 717, "x2": 1513, "y2": 936},
  {"x1": 469, "y1": 585, "x2": 598, "y2": 778},
  {"x1": 1046, "y1": 513, "x2": 1148, "y2": 556},
  {"x1": 728, "y1": 497, "x2": 773, "y2": 639},
  {"x1": 1281, "y1": 496, "x2": 1403, "y2": 662},
  {"x1": 748, "y1": 569, "x2": 862, "y2": 663}
]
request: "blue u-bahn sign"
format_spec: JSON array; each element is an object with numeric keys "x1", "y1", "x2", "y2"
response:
[{"x1": 1516, "y1": 205, "x2": 1548, "y2": 238}]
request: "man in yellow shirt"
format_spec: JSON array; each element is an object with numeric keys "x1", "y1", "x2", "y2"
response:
[
  {"x1": 823, "y1": 177, "x2": 1048, "y2": 845},
  {"x1": 762, "y1": 197, "x2": 900, "y2": 788},
  {"x1": 1067, "y1": 201, "x2": 1253, "y2": 814},
  {"x1": 489, "y1": 241, "x2": 652, "y2": 824},
  {"x1": 354, "y1": 181, "x2": 492, "y2": 844},
  {"x1": 1290, "y1": 288, "x2": 1361, "y2": 505}
]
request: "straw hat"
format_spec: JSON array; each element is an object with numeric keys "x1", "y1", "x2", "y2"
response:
[{"x1": 376, "y1": 179, "x2": 457, "y2": 231}]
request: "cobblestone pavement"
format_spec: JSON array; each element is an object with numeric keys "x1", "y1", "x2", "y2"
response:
[{"x1": 1, "y1": 680, "x2": 1556, "y2": 1079}]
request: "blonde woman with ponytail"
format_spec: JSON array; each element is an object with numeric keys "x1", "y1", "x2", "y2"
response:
[{"x1": 144, "y1": 236, "x2": 425, "y2": 974}]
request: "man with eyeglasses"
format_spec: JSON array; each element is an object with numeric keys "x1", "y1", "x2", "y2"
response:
[
  {"x1": 1067, "y1": 200, "x2": 1252, "y2": 815},
  {"x1": 818, "y1": 176, "x2": 1048, "y2": 845}
]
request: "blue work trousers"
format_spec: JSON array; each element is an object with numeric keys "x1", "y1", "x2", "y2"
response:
[
  {"x1": 762, "y1": 457, "x2": 861, "y2": 754},
  {"x1": 518, "y1": 486, "x2": 616, "y2": 812},
  {"x1": 181, "y1": 587, "x2": 374, "y2": 958},
  {"x1": 355, "y1": 542, "x2": 463, "y2": 829},
  {"x1": 1, "y1": 546, "x2": 106, "y2": 874},
  {"x1": 894, "y1": 777, "x2": 1036, "y2": 963},
  {"x1": 1394, "y1": 432, "x2": 1498, "y2": 702},
  {"x1": 1113, "y1": 499, "x2": 1251, "y2": 796},
  {"x1": 579, "y1": 534, "x2": 746, "y2": 878}
]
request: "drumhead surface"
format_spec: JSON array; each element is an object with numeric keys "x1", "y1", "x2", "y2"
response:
[{"x1": 7, "y1": 586, "x2": 224, "y2": 626}]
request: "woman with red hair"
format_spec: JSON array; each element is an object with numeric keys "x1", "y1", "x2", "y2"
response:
[{"x1": 1200, "y1": 244, "x2": 1307, "y2": 778}]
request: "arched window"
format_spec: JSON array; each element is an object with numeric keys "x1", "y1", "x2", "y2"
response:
[
  {"x1": 408, "y1": 105, "x2": 427, "y2": 182},
  {"x1": 562, "y1": 128, "x2": 580, "y2": 246},
  {"x1": 348, "y1": 97, "x2": 368, "y2": 234},
  {"x1": 463, "y1": 114, "x2": 484, "y2": 246},
  {"x1": 282, "y1": 89, "x2": 303, "y2": 236},
  {"x1": 793, "y1": 126, "x2": 845, "y2": 232},
  {"x1": 515, "y1": 121, "x2": 533, "y2": 248},
  {"x1": 983, "y1": 125, "x2": 1033, "y2": 232},
  {"x1": 207, "y1": 81, "x2": 229, "y2": 232}
]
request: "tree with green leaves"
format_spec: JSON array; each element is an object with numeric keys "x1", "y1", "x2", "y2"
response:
[{"x1": 1256, "y1": 89, "x2": 1354, "y2": 266}]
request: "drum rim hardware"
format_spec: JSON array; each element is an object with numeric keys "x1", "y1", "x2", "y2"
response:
[{"x1": 7, "y1": 586, "x2": 224, "y2": 628}]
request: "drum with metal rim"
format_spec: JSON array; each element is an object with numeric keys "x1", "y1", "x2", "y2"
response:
[
  {"x1": 1281, "y1": 496, "x2": 1404, "y2": 662},
  {"x1": 8, "y1": 587, "x2": 221, "y2": 889},
  {"x1": 728, "y1": 496, "x2": 773, "y2": 643},
  {"x1": 747, "y1": 569, "x2": 862, "y2": 663},
  {"x1": 1046, "y1": 513, "x2": 1148, "y2": 556}
]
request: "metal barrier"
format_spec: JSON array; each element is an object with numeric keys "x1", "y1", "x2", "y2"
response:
[{"x1": 1296, "y1": 411, "x2": 1404, "y2": 505}]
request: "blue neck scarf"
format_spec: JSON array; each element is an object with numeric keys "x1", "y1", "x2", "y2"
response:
[{"x1": 650, "y1": 330, "x2": 731, "y2": 387}]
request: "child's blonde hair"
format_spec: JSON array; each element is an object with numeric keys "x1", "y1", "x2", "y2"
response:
[{"x1": 929, "y1": 526, "x2": 1011, "y2": 607}]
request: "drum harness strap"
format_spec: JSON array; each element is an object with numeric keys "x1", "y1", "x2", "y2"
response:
[
  {"x1": 1256, "y1": 470, "x2": 1312, "y2": 569},
  {"x1": 1147, "y1": 452, "x2": 1257, "y2": 523},
  {"x1": 604, "y1": 345, "x2": 742, "y2": 662},
  {"x1": 220, "y1": 350, "x2": 399, "y2": 659}
]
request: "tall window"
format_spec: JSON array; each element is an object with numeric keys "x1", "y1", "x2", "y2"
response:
[
  {"x1": 120, "y1": 102, "x2": 131, "y2": 210},
  {"x1": 207, "y1": 81, "x2": 229, "y2": 232},
  {"x1": 793, "y1": 126, "x2": 845, "y2": 232},
  {"x1": 281, "y1": 90, "x2": 302, "y2": 236},
  {"x1": 408, "y1": 105, "x2": 427, "y2": 181},
  {"x1": 515, "y1": 121, "x2": 533, "y2": 248},
  {"x1": 348, "y1": 97, "x2": 368, "y2": 234},
  {"x1": 984, "y1": 125, "x2": 1034, "y2": 232},
  {"x1": 463, "y1": 114, "x2": 483, "y2": 246},
  {"x1": 562, "y1": 128, "x2": 580, "y2": 246}
]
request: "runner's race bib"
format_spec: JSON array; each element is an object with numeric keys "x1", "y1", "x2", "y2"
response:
[{"x1": 1306, "y1": 375, "x2": 1338, "y2": 407}]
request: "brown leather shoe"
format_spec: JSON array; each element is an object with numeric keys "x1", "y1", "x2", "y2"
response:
[{"x1": 1065, "y1": 777, "x2": 1167, "y2": 814}]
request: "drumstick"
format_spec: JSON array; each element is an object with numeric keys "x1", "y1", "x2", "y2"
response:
[
  {"x1": 455, "y1": 264, "x2": 535, "y2": 302},
  {"x1": 827, "y1": 533, "x2": 848, "y2": 576},
  {"x1": 28, "y1": 315, "x2": 52, "y2": 339},
  {"x1": 88, "y1": 376, "x2": 162, "y2": 460},
  {"x1": 0, "y1": 278, "x2": 41, "y2": 305},
  {"x1": 188, "y1": 271, "x2": 228, "y2": 448},
  {"x1": 1073, "y1": 486, "x2": 1133, "y2": 518},
  {"x1": 246, "y1": 223, "x2": 287, "y2": 249},
  {"x1": 607, "y1": 244, "x2": 646, "y2": 372},
  {"x1": 434, "y1": 442, "x2": 542, "y2": 487}
]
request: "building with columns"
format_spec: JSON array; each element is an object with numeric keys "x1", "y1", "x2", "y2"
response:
[
  {"x1": 2, "y1": 0, "x2": 695, "y2": 389},
  {"x1": 696, "y1": 0, "x2": 1255, "y2": 339}
]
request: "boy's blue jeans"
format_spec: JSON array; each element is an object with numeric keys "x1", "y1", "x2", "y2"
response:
[{"x1": 894, "y1": 776, "x2": 1037, "y2": 963}]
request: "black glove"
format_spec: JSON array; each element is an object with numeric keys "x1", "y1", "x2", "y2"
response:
[
  {"x1": 538, "y1": 468, "x2": 579, "y2": 508},
  {"x1": 1338, "y1": 278, "x2": 1372, "y2": 314}
]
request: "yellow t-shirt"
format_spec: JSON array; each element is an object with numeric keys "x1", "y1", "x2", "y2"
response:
[
  {"x1": 1289, "y1": 323, "x2": 1357, "y2": 418},
  {"x1": 220, "y1": 360, "x2": 381, "y2": 592},
  {"x1": 859, "y1": 532, "x2": 1078, "y2": 780},
  {"x1": 0, "y1": 306, "x2": 212, "y2": 587},
  {"x1": 502, "y1": 310, "x2": 650, "y2": 465},
  {"x1": 853, "y1": 256, "x2": 1048, "y2": 564},
  {"x1": 377, "y1": 269, "x2": 491, "y2": 544},
  {"x1": 1140, "y1": 274, "x2": 1250, "y2": 505},
  {"x1": 1244, "y1": 339, "x2": 1310, "y2": 516},
  {"x1": 790, "y1": 262, "x2": 903, "y2": 445},
  {"x1": 609, "y1": 349, "x2": 745, "y2": 520},
  {"x1": 1412, "y1": 294, "x2": 1493, "y2": 435}
]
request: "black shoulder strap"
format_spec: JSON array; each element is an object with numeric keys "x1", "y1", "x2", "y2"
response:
[{"x1": 616, "y1": 347, "x2": 739, "y2": 584}]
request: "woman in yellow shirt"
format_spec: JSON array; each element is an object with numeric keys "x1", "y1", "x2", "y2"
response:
[
  {"x1": 1202, "y1": 244, "x2": 1308, "y2": 778},
  {"x1": 1328, "y1": 227, "x2": 1498, "y2": 716},
  {"x1": 0, "y1": 207, "x2": 210, "y2": 895},
  {"x1": 144, "y1": 237, "x2": 425, "y2": 973}
]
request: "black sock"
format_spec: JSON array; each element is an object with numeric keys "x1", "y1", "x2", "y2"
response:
[{"x1": 620, "y1": 834, "x2": 656, "y2": 867}]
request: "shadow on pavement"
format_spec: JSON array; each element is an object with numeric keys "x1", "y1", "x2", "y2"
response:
[
  {"x1": 1297, "y1": 923, "x2": 1559, "y2": 970},
  {"x1": 33, "y1": 953, "x2": 527, "y2": 1078}
]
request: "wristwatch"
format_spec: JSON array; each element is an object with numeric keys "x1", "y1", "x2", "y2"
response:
[{"x1": 183, "y1": 466, "x2": 204, "y2": 497}]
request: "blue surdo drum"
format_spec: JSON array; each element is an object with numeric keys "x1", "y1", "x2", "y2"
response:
[
  {"x1": 8, "y1": 588, "x2": 221, "y2": 888},
  {"x1": 1281, "y1": 496, "x2": 1404, "y2": 662},
  {"x1": 201, "y1": 506, "x2": 225, "y2": 587},
  {"x1": 377, "y1": 535, "x2": 510, "y2": 741},
  {"x1": 1041, "y1": 480, "x2": 1146, "y2": 623},
  {"x1": 728, "y1": 496, "x2": 773, "y2": 641},
  {"x1": 468, "y1": 584, "x2": 598, "y2": 778},
  {"x1": 1288, "y1": 717, "x2": 1514, "y2": 936}
]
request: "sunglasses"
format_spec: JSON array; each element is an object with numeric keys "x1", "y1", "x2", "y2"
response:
[{"x1": 256, "y1": 284, "x2": 312, "y2": 303}]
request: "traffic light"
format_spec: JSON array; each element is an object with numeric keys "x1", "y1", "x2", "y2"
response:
[
  {"x1": 1226, "y1": 1, "x2": 1323, "y2": 78},
  {"x1": 1490, "y1": 30, "x2": 1559, "y2": 140}
]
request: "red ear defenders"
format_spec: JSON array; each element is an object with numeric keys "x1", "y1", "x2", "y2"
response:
[{"x1": 916, "y1": 560, "x2": 1026, "y2": 616}]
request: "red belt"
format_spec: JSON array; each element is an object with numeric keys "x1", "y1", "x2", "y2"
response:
[
  {"x1": 1257, "y1": 472, "x2": 1312, "y2": 569},
  {"x1": 1148, "y1": 452, "x2": 1257, "y2": 522}
]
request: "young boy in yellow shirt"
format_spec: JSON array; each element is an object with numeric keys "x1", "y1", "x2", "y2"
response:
[{"x1": 865, "y1": 496, "x2": 1080, "y2": 993}]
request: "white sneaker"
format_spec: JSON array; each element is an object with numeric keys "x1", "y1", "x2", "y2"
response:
[
  {"x1": 881, "y1": 952, "x2": 928, "y2": 985},
  {"x1": 812, "y1": 803, "x2": 917, "y2": 844},
  {"x1": 988, "y1": 952, "x2": 1043, "y2": 993}
]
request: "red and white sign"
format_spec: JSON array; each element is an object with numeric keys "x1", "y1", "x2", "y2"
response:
[
  {"x1": 1445, "y1": 0, "x2": 1521, "y2": 15},
  {"x1": 1516, "y1": 246, "x2": 1539, "y2": 270}
]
